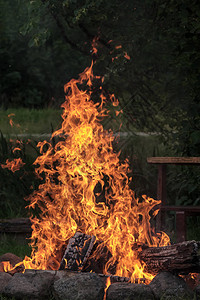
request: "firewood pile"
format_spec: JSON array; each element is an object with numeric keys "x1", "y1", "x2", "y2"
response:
[{"x1": 60, "y1": 232, "x2": 200, "y2": 277}]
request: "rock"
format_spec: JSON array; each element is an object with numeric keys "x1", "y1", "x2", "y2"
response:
[
  {"x1": 0, "y1": 272, "x2": 12, "y2": 293},
  {"x1": 53, "y1": 272, "x2": 105, "y2": 300},
  {"x1": 149, "y1": 271, "x2": 194, "y2": 300},
  {"x1": 106, "y1": 282, "x2": 155, "y2": 300},
  {"x1": 54, "y1": 270, "x2": 80, "y2": 281},
  {"x1": 3, "y1": 269, "x2": 56, "y2": 299},
  {"x1": 0, "y1": 263, "x2": 4, "y2": 272},
  {"x1": 0, "y1": 252, "x2": 24, "y2": 275},
  {"x1": 0, "y1": 252, "x2": 22, "y2": 265}
]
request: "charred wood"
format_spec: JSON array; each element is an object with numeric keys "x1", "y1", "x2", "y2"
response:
[
  {"x1": 59, "y1": 232, "x2": 96, "y2": 271},
  {"x1": 139, "y1": 240, "x2": 200, "y2": 274},
  {"x1": 82, "y1": 240, "x2": 115, "y2": 275}
]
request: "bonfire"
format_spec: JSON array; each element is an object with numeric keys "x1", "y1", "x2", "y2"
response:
[{"x1": 10, "y1": 57, "x2": 169, "y2": 283}]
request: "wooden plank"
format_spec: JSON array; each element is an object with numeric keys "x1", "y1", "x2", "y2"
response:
[
  {"x1": 176, "y1": 211, "x2": 186, "y2": 242},
  {"x1": 0, "y1": 218, "x2": 31, "y2": 224},
  {"x1": 157, "y1": 165, "x2": 167, "y2": 204},
  {"x1": 0, "y1": 218, "x2": 32, "y2": 233},
  {"x1": 147, "y1": 157, "x2": 200, "y2": 164},
  {"x1": 156, "y1": 164, "x2": 166, "y2": 231},
  {"x1": 161, "y1": 206, "x2": 200, "y2": 213}
]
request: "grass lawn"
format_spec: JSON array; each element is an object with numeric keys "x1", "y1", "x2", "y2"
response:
[
  {"x1": 0, "y1": 234, "x2": 31, "y2": 258},
  {"x1": 0, "y1": 108, "x2": 62, "y2": 136}
]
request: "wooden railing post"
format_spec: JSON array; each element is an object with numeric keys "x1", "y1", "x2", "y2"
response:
[
  {"x1": 156, "y1": 164, "x2": 167, "y2": 231},
  {"x1": 147, "y1": 157, "x2": 200, "y2": 241},
  {"x1": 176, "y1": 211, "x2": 186, "y2": 242}
]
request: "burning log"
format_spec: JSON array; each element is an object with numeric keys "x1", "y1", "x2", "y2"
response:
[
  {"x1": 59, "y1": 232, "x2": 200, "y2": 276},
  {"x1": 139, "y1": 240, "x2": 200, "y2": 274},
  {"x1": 59, "y1": 232, "x2": 96, "y2": 271}
]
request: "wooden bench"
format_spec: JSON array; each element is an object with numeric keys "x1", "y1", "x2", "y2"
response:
[{"x1": 147, "y1": 157, "x2": 200, "y2": 242}]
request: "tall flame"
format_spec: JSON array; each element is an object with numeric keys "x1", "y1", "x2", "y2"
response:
[{"x1": 23, "y1": 61, "x2": 170, "y2": 282}]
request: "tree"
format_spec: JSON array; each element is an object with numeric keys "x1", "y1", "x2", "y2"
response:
[{"x1": 1, "y1": 0, "x2": 199, "y2": 152}]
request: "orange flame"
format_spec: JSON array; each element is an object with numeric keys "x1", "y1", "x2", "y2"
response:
[
  {"x1": 12, "y1": 139, "x2": 24, "y2": 153},
  {"x1": 124, "y1": 52, "x2": 130, "y2": 60},
  {"x1": 1, "y1": 261, "x2": 24, "y2": 273},
  {"x1": 13, "y1": 147, "x2": 22, "y2": 153},
  {"x1": 91, "y1": 36, "x2": 99, "y2": 55},
  {"x1": 103, "y1": 277, "x2": 111, "y2": 300},
  {"x1": 115, "y1": 110, "x2": 123, "y2": 117},
  {"x1": 1, "y1": 158, "x2": 25, "y2": 172},
  {"x1": 112, "y1": 56, "x2": 119, "y2": 62},
  {"x1": 1, "y1": 261, "x2": 13, "y2": 272},
  {"x1": 8, "y1": 113, "x2": 15, "y2": 127},
  {"x1": 8, "y1": 113, "x2": 20, "y2": 128},
  {"x1": 23, "y1": 61, "x2": 170, "y2": 281}
]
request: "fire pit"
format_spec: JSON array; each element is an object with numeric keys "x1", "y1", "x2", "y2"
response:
[{"x1": 0, "y1": 259, "x2": 199, "y2": 299}]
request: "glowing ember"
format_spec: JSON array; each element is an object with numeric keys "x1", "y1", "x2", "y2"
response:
[{"x1": 22, "y1": 60, "x2": 170, "y2": 282}]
